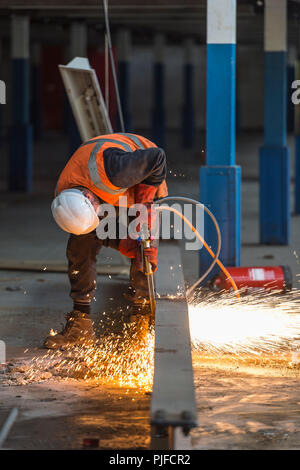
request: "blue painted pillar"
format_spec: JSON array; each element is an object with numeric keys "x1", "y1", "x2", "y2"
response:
[
  {"x1": 68, "y1": 22, "x2": 87, "y2": 154},
  {"x1": 9, "y1": 15, "x2": 33, "y2": 192},
  {"x1": 287, "y1": 46, "x2": 296, "y2": 133},
  {"x1": 152, "y1": 34, "x2": 166, "y2": 148},
  {"x1": 200, "y1": 0, "x2": 241, "y2": 279},
  {"x1": 182, "y1": 38, "x2": 196, "y2": 148},
  {"x1": 260, "y1": 0, "x2": 290, "y2": 244},
  {"x1": 295, "y1": 54, "x2": 300, "y2": 213},
  {"x1": 117, "y1": 29, "x2": 131, "y2": 132},
  {"x1": 31, "y1": 44, "x2": 42, "y2": 140}
]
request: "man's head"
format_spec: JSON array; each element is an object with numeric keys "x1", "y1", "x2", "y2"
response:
[{"x1": 51, "y1": 188, "x2": 100, "y2": 235}]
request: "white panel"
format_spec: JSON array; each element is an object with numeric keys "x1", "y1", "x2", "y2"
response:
[
  {"x1": 207, "y1": 0, "x2": 236, "y2": 45},
  {"x1": 264, "y1": 0, "x2": 287, "y2": 52},
  {"x1": 59, "y1": 57, "x2": 113, "y2": 142},
  {"x1": 11, "y1": 15, "x2": 29, "y2": 59}
]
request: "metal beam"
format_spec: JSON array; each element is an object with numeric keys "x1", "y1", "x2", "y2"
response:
[{"x1": 150, "y1": 241, "x2": 197, "y2": 450}]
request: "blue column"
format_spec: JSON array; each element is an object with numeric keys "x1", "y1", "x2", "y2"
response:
[
  {"x1": 31, "y1": 44, "x2": 42, "y2": 140},
  {"x1": 200, "y1": 0, "x2": 241, "y2": 280},
  {"x1": 117, "y1": 29, "x2": 131, "y2": 132},
  {"x1": 68, "y1": 22, "x2": 87, "y2": 154},
  {"x1": 295, "y1": 56, "x2": 300, "y2": 214},
  {"x1": 9, "y1": 15, "x2": 33, "y2": 192},
  {"x1": 182, "y1": 38, "x2": 196, "y2": 147},
  {"x1": 152, "y1": 34, "x2": 166, "y2": 148},
  {"x1": 296, "y1": 131, "x2": 300, "y2": 213},
  {"x1": 260, "y1": 0, "x2": 290, "y2": 244},
  {"x1": 287, "y1": 47, "x2": 296, "y2": 133}
]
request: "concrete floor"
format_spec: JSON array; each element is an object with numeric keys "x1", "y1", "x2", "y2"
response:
[{"x1": 1, "y1": 130, "x2": 300, "y2": 449}]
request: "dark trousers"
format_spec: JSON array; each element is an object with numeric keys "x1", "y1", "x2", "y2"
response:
[{"x1": 66, "y1": 231, "x2": 149, "y2": 304}]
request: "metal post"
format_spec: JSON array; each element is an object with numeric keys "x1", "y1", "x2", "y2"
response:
[
  {"x1": 260, "y1": 0, "x2": 290, "y2": 244},
  {"x1": 117, "y1": 29, "x2": 131, "y2": 132},
  {"x1": 200, "y1": 0, "x2": 241, "y2": 280},
  {"x1": 9, "y1": 15, "x2": 33, "y2": 192},
  {"x1": 295, "y1": 33, "x2": 300, "y2": 213},
  {"x1": 68, "y1": 21, "x2": 87, "y2": 153},
  {"x1": 31, "y1": 44, "x2": 42, "y2": 140},
  {"x1": 182, "y1": 38, "x2": 196, "y2": 148},
  {"x1": 287, "y1": 46, "x2": 296, "y2": 133},
  {"x1": 152, "y1": 33, "x2": 166, "y2": 148}
]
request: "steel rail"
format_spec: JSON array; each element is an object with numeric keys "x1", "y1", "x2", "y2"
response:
[{"x1": 150, "y1": 241, "x2": 197, "y2": 450}]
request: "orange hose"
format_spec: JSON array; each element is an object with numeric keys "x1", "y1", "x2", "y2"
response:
[{"x1": 157, "y1": 206, "x2": 240, "y2": 299}]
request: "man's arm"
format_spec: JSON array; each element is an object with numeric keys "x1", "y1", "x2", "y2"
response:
[{"x1": 103, "y1": 147, "x2": 167, "y2": 188}]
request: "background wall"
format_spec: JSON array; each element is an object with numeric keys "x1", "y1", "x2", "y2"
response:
[
  {"x1": 0, "y1": 41, "x2": 269, "y2": 134},
  {"x1": 130, "y1": 44, "x2": 264, "y2": 131}
]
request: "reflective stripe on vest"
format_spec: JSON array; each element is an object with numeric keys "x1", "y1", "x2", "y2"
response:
[
  {"x1": 119, "y1": 133, "x2": 146, "y2": 149},
  {"x1": 87, "y1": 138, "x2": 132, "y2": 195}
]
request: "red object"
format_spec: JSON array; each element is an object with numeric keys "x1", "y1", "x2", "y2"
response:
[
  {"x1": 119, "y1": 239, "x2": 158, "y2": 273},
  {"x1": 135, "y1": 184, "x2": 157, "y2": 204},
  {"x1": 212, "y1": 266, "x2": 292, "y2": 293},
  {"x1": 119, "y1": 237, "x2": 138, "y2": 258},
  {"x1": 135, "y1": 184, "x2": 158, "y2": 235}
]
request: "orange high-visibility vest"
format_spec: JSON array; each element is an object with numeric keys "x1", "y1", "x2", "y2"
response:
[{"x1": 56, "y1": 133, "x2": 168, "y2": 206}]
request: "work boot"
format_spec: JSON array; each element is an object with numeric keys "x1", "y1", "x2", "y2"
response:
[
  {"x1": 123, "y1": 285, "x2": 150, "y2": 306},
  {"x1": 43, "y1": 310, "x2": 96, "y2": 350}
]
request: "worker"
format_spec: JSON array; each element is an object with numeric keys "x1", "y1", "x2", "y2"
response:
[{"x1": 44, "y1": 133, "x2": 167, "y2": 349}]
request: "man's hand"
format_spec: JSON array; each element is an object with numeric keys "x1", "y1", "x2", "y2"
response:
[
  {"x1": 119, "y1": 238, "x2": 158, "y2": 273},
  {"x1": 135, "y1": 184, "x2": 158, "y2": 237},
  {"x1": 135, "y1": 245, "x2": 158, "y2": 273},
  {"x1": 119, "y1": 185, "x2": 159, "y2": 272},
  {"x1": 118, "y1": 237, "x2": 138, "y2": 259}
]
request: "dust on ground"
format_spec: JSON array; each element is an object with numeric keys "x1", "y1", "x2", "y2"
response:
[{"x1": 191, "y1": 352, "x2": 300, "y2": 450}]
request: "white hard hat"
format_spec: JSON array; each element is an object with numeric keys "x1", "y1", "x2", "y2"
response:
[{"x1": 51, "y1": 189, "x2": 99, "y2": 235}]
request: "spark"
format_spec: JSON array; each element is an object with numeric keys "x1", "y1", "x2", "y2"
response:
[
  {"x1": 189, "y1": 290, "x2": 300, "y2": 357},
  {"x1": 6, "y1": 321, "x2": 154, "y2": 391}
]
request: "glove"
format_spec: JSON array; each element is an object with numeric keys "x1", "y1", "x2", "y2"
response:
[
  {"x1": 119, "y1": 237, "x2": 139, "y2": 258},
  {"x1": 135, "y1": 183, "x2": 157, "y2": 204},
  {"x1": 134, "y1": 184, "x2": 158, "y2": 237},
  {"x1": 135, "y1": 246, "x2": 158, "y2": 273},
  {"x1": 119, "y1": 184, "x2": 159, "y2": 269},
  {"x1": 119, "y1": 238, "x2": 158, "y2": 273}
]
